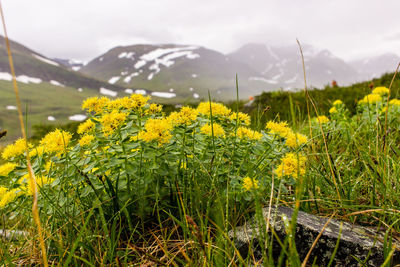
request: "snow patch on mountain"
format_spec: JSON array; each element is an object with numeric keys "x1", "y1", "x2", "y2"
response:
[
  {"x1": 118, "y1": 52, "x2": 135, "y2": 59},
  {"x1": 33, "y1": 54, "x2": 60, "y2": 66},
  {"x1": 108, "y1": 76, "x2": 120, "y2": 84},
  {"x1": 69, "y1": 114, "x2": 87, "y2": 121},
  {"x1": 16, "y1": 75, "x2": 42, "y2": 84},
  {"x1": 47, "y1": 116, "x2": 56, "y2": 121},
  {"x1": 249, "y1": 77, "x2": 278, "y2": 84},
  {"x1": 50, "y1": 80, "x2": 65, "y2": 87},
  {"x1": 6, "y1": 105, "x2": 17, "y2": 110},
  {"x1": 100, "y1": 87, "x2": 118, "y2": 97},
  {"x1": 151, "y1": 92, "x2": 176, "y2": 98}
]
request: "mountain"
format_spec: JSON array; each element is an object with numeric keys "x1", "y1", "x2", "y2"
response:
[
  {"x1": 52, "y1": 58, "x2": 86, "y2": 71},
  {"x1": 0, "y1": 35, "x2": 124, "y2": 94},
  {"x1": 349, "y1": 53, "x2": 400, "y2": 80},
  {"x1": 80, "y1": 44, "x2": 263, "y2": 101},
  {"x1": 228, "y1": 43, "x2": 362, "y2": 90}
]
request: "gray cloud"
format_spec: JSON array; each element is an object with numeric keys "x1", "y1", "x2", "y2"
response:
[{"x1": 2, "y1": 0, "x2": 400, "y2": 61}]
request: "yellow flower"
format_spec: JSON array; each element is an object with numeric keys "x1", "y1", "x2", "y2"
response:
[
  {"x1": 229, "y1": 112, "x2": 251, "y2": 125},
  {"x1": 332, "y1": 100, "x2": 343, "y2": 106},
  {"x1": 100, "y1": 110, "x2": 127, "y2": 137},
  {"x1": 389, "y1": 99, "x2": 400, "y2": 106},
  {"x1": 315, "y1": 115, "x2": 329, "y2": 124},
  {"x1": 200, "y1": 123, "x2": 225, "y2": 137},
  {"x1": 0, "y1": 163, "x2": 17, "y2": 176},
  {"x1": 40, "y1": 129, "x2": 72, "y2": 154},
  {"x1": 275, "y1": 153, "x2": 306, "y2": 179},
  {"x1": 146, "y1": 103, "x2": 163, "y2": 114},
  {"x1": 285, "y1": 132, "x2": 307, "y2": 149},
  {"x1": 29, "y1": 146, "x2": 46, "y2": 158},
  {"x1": 197, "y1": 102, "x2": 231, "y2": 117},
  {"x1": 130, "y1": 94, "x2": 150, "y2": 109},
  {"x1": 358, "y1": 94, "x2": 382, "y2": 104},
  {"x1": 0, "y1": 187, "x2": 18, "y2": 208},
  {"x1": 138, "y1": 118, "x2": 173, "y2": 145},
  {"x1": 329, "y1": 107, "x2": 338, "y2": 114},
  {"x1": 20, "y1": 174, "x2": 54, "y2": 195},
  {"x1": 1, "y1": 138, "x2": 32, "y2": 160},
  {"x1": 79, "y1": 134, "x2": 95, "y2": 146},
  {"x1": 242, "y1": 177, "x2": 259, "y2": 191},
  {"x1": 236, "y1": 127, "x2": 262, "y2": 140},
  {"x1": 372, "y1": 86, "x2": 389, "y2": 95},
  {"x1": 77, "y1": 119, "x2": 95, "y2": 134},
  {"x1": 82, "y1": 97, "x2": 110, "y2": 114},
  {"x1": 168, "y1": 106, "x2": 198, "y2": 126},
  {"x1": 266, "y1": 121, "x2": 292, "y2": 138}
]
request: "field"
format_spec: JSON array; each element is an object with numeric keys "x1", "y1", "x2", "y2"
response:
[{"x1": 1, "y1": 70, "x2": 400, "y2": 265}]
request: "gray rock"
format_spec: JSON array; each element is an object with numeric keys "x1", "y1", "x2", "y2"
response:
[{"x1": 230, "y1": 206, "x2": 400, "y2": 266}]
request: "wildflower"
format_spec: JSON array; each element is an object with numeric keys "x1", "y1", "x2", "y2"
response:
[
  {"x1": 29, "y1": 146, "x2": 46, "y2": 158},
  {"x1": 372, "y1": 86, "x2": 389, "y2": 96},
  {"x1": 358, "y1": 94, "x2": 382, "y2": 105},
  {"x1": 20, "y1": 174, "x2": 54, "y2": 195},
  {"x1": 168, "y1": 107, "x2": 198, "y2": 126},
  {"x1": 130, "y1": 94, "x2": 150, "y2": 109},
  {"x1": 275, "y1": 153, "x2": 306, "y2": 179},
  {"x1": 79, "y1": 134, "x2": 95, "y2": 147},
  {"x1": 1, "y1": 138, "x2": 32, "y2": 160},
  {"x1": 0, "y1": 187, "x2": 18, "y2": 208},
  {"x1": 266, "y1": 121, "x2": 292, "y2": 138},
  {"x1": 77, "y1": 119, "x2": 95, "y2": 134},
  {"x1": 315, "y1": 115, "x2": 329, "y2": 124},
  {"x1": 389, "y1": 99, "x2": 400, "y2": 106},
  {"x1": 40, "y1": 129, "x2": 72, "y2": 154},
  {"x1": 285, "y1": 132, "x2": 307, "y2": 149},
  {"x1": 200, "y1": 123, "x2": 225, "y2": 137},
  {"x1": 108, "y1": 97, "x2": 133, "y2": 110},
  {"x1": 0, "y1": 163, "x2": 17, "y2": 176},
  {"x1": 138, "y1": 118, "x2": 172, "y2": 145},
  {"x1": 229, "y1": 112, "x2": 251, "y2": 125},
  {"x1": 82, "y1": 97, "x2": 110, "y2": 114},
  {"x1": 242, "y1": 177, "x2": 259, "y2": 191},
  {"x1": 100, "y1": 110, "x2": 127, "y2": 136},
  {"x1": 329, "y1": 107, "x2": 338, "y2": 114},
  {"x1": 332, "y1": 100, "x2": 343, "y2": 106},
  {"x1": 236, "y1": 127, "x2": 262, "y2": 140},
  {"x1": 197, "y1": 102, "x2": 231, "y2": 117},
  {"x1": 146, "y1": 103, "x2": 163, "y2": 115}
]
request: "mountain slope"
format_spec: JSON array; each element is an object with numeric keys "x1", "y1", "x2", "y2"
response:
[
  {"x1": 349, "y1": 53, "x2": 400, "y2": 80},
  {"x1": 80, "y1": 44, "x2": 262, "y2": 100},
  {"x1": 0, "y1": 35, "x2": 124, "y2": 93},
  {"x1": 228, "y1": 43, "x2": 361, "y2": 90}
]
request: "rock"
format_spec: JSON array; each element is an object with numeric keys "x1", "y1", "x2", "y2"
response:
[
  {"x1": 0, "y1": 229, "x2": 27, "y2": 240},
  {"x1": 230, "y1": 206, "x2": 400, "y2": 266}
]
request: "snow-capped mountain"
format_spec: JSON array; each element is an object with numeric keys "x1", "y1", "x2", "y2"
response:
[
  {"x1": 52, "y1": 58, "x2": 87, "y2": 72},
  {"x1": 349, "y1": 53, "x2": 400, "y2": 80}
]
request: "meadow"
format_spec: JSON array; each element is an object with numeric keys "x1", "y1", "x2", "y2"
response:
[{"x1": 1, "y1": 73, "x2": 400, "y2": 266}]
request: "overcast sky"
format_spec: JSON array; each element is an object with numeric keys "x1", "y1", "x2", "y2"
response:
[{"x1": 3, "y1": 0, "x2": 400, "y2": 62}]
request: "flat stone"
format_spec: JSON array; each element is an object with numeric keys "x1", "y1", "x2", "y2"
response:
[{"x1": 230, "y1": 206, "x2": 400, "y2": 266}]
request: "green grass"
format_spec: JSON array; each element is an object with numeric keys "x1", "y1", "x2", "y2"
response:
[{"x1": 0, "y1": 80, "x2": 98, "y2": 144}]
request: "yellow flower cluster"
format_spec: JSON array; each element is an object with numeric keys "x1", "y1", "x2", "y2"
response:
[
  {"x1": 19, "y1": 174, "x2": 54, "y2": 195},
  {"x1": 79, "y1": 134, "x2": 95, "y2": 146},
  {"x1": 100, "y1": 110, "x2": 127, "y2": 136},
  {"x1": 200, "y1": 123, "x2": 225, "y2": 137},
  {"x1": 372, "y1": 86, "x2": 390, "y2": 95},
  {"x1": 138, "y1": 118, "x2": 173, "y2": 145},
  {"x1": 242, "y1": 177, "x2": 259, "y2": 191},
  {"x1": 329, "y1": 107, "x2": 338, "y2": 114},
  {"x1": 82, "y1": 97, "x2": 110, "y2": 114},
  {"x1": 358, "y1": 94, "x2": 382, "y2": 105},
  {"x1": 315, "y1": 115, "x2": 330, "y2": 124},
  {"x1": 236, "y1": 127, "x2": 262, "y2": 140},
  {"x1": 29, "y1": 146, "x2": 46, "y2": 158},
  {"x1": 266, "y1": 121, "x2": 291, "y2": 138},
  {"x1": 229, "y1": 112, "x2": 251, "y2": 125},
  {"x1": 285, "y1": 132, "x2": 308, "y2": 149},
  {"x1": 146, "y1": 103, "x2": 163, "y2": 115},
  {"x1": 168, "y1": 107, "x2": 198, "y2": 126},
  {"x1": 40, "y1": 129, "x2": 72, "y2": 154},
  {"x1": 0, "y1": 162, "x2": 17, "y2": 176},
  {"x1": 130, "y1": 94, "x2": 150, "y2": 109},
  {"x1": 77, "y1": 119, "x2": 95, "y2": 134},
  {"x1": 389, "y1": 99, "x2": 400, "y2": 106},
  {"x1": 0, "y1": 186, "x2": 19, "y2": 208},
  {"x1": 1, "y1": 138, "x2": 32, "y2": 160},
  {"x1": 332, "y1": 100, "x2": 343, "y2": 106},
  {"x1": 197, "y1": 102, "x2": 231, "y2": 117},
  {"x1": 275, "y1": 152, "x2": 306, "y2": 179}
]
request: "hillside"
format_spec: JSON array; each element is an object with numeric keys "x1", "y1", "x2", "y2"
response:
[{"x1": 80, "y1": 44, "x2": 267, "y2": 101}]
